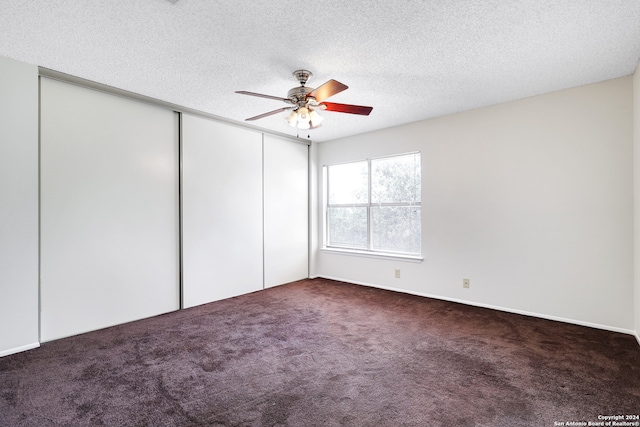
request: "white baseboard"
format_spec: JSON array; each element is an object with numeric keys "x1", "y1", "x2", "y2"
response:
[
  {"x1": 316, "y1": 275, "x2": 639, "y2": 341},
  {"x1": 635, "y1": 332, "x2": 640, "y2": 347},
  {"x1": 0, "y1": 342, "x2": 40, "y2": 358}
]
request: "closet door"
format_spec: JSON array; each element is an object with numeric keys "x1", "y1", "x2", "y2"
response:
[
  {"x1": 40, "y1": 78, "x2": 180, "y2": 342},
  {"x1": 263, "y1": 135, "x2": 309, "y2": 287},
  {"x1": 182, "y1": 114, "x2": 263, "y2": 308},
  {"x1": 0, "y1": 56, "x2": 39, "y2": 356}
]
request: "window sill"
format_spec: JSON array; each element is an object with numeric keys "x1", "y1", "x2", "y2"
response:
[{"x1": 321, "y1": 247, "x2": 424, "y2": 263}]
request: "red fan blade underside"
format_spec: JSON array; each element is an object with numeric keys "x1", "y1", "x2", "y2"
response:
[
  {"x1": 245, "y1": 107, "x2": 290, "y2": 121},
  {"x1": 307, "y1": 80, "x2": 348, "y2": 102},
  {"x1": 236, "y1": 91, "x2": 291, "y2": 103},
  {"x1": 321, "y1": 102, "x2": 373, "y2": 115}
]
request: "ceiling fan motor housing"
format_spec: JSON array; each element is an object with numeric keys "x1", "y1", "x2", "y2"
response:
[{"x1": 287, "y1": 86, "x2": 314, "y2": 108}]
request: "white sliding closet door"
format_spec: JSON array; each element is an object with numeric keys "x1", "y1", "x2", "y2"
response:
[
  {"x1": 0, "y1": 56, "x2": 39, "y2": 356},
  {"x1": 263, "y1": 135, "x2": 309, "y2": 287},
  {"x1": 182, "y1": 114, "x2": 263, "y2": 308},
  {"x1": 40, "y1": 78, "x2": 180, "y2": 342}
]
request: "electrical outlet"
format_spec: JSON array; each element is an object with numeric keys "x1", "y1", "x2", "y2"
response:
[
  {"x1": 394, "y1": 269, "x2": 401, "y2": 278},
  {"x1": 463, "y1": 278, "x2": 470, "y2": 288}
]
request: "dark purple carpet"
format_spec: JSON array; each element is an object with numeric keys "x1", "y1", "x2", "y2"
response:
[{"x1": 1, "y1": 278, "x2": 639, "y2": 426}]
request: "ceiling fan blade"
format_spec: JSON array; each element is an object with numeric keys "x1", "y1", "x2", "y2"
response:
[
  {"x1": 307, "y1": 80, "x2": 348, "y2": 102},
  {"x1": 236, "y1": 91, "x2": 291, "y2": 103},
  {"x1": 320, "y1": 102, "x2": 373, "y2": 115},
  {"x1": 245, "y1": 107, "x2": 290, "y2": 121}
]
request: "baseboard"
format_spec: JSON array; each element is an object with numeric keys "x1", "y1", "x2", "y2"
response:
[
  {"x1": 635, "y1": 332, "x2": 640, "y2": 346},
  {"x1": 0, "y1": 342, "x2": 40, "y2": 358},
  {"x1": 316, "y1": 275, "x2": 639, "y2": 340}
]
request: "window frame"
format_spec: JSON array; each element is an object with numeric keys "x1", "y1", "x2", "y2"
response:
[{"x1": 323, "y1": 152, "x2": 423, "y2": 261}]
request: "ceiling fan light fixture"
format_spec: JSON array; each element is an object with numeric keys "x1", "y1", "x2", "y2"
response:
[
  {"x1": 297, "y1": 107, "x2": 309, "y2": 122},
  {"x1": 297, "y1": 119, "x2": 310, "y2": 130},
  {"x1": 285, "y1": 110, "x2": 298, "y2": 126},
  {"x1": 285, "y1": 106, "x2": 315, "y2": 129},
  {"x1": 309, "y1": 109, "x2": 323, "y2": 127}
]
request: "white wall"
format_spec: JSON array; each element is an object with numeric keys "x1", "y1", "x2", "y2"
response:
[
  {"x1": 0, "y1": 56, "x2": 39, "y2": 356},
  {"x1": 40, "y1": 78, "x2": 180, "y2": 341},
  {"x1": 316, "y1": 76, "x2": 634, "y2": 333},
  {"x1": 634, "y1": 64, "x2": 640, "y2": 343}
]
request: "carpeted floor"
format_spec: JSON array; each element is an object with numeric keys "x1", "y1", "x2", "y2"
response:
[{"x1": 1, "y1": 278, "x2": 639, "y2": 426}]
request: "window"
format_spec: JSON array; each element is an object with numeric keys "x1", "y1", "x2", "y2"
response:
[{"x1": 324, "y1": 152, "x2": 421, "y2": 256}]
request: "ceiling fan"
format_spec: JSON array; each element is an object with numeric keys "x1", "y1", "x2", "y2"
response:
[{"x1": 235, "y1": 70, "x2": 373, "y2": 130}]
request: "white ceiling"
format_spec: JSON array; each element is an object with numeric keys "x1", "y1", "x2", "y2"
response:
[{"x1": 1, "y1": 0, "x2": 640, "y2": 142}]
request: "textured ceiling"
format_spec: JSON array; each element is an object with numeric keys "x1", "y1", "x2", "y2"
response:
[{"x1": 1, "y1": 0, "x2": 640, "y2": 142}]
